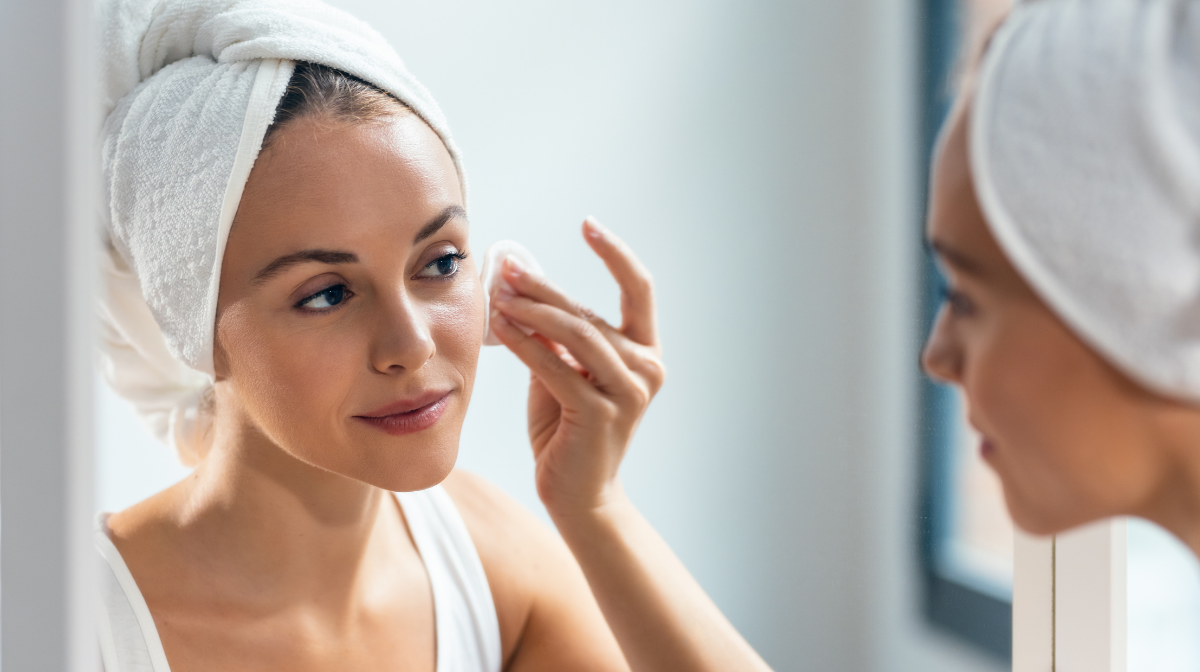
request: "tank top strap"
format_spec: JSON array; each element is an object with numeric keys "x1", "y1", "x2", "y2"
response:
[
  {"x1": 396, "y1": 485, "x2": 502, "y2": 672},
  {"x1": 94, "y1": 513, "x2": 173, "y2": 672}
]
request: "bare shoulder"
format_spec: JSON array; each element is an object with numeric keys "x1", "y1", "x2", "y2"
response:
[
  {"x1": 104, "y1": 477, "x2": 189, "y2": 551},
  {"x1": 442, "y1": 470, "x2": 628, "y2": 672},
  {"x1": 442, "y1": 470, "x2": 560, "y2": 667},
  {"x1": 442, "y1": 469, "x2": 561, "y2": 554},
  {"x1": 440, "y1": 469, "x2": 572, "y2": 613},
  {"x1": 101, "y1": 478, "x2": 205, "y2": 612}
]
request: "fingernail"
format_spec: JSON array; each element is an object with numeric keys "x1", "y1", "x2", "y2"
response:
[
  {"x1": 490, "y1": 307, "x2": 500, "y2": 320},
  {"x1": 505, "y1": 255, "x2": 526, "y2": 276},
  {"x1": 584, "y1": 216, "x2": 606, "y2": 240},
  {"x1": 494, "y1": 284, "x2": 516, "y2": 303}
]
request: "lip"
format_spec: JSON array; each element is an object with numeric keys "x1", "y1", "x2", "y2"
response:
[
  {"x1": 980, "y1": 437, "x2": 996, "y2": 460},
  {"x1": 354, "y1": 390, "x2": 451, "y2": 436}
]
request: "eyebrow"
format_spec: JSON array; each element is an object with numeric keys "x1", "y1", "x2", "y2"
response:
[
  {"x1": 929, "y1": 238, "x2": 985, "y2": 276},
  {"x1": 250, "y1": 205, "x2": 467, "y2": 285},
  {"x1": 252, "y1": 250, "x2": 358, "y2": 285},
  {"x1": 414, "y1": 205, "x2": 467, "y2": 244}
]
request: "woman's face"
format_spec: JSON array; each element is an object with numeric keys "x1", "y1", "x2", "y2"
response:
[
  {"x1": 921, "y1": 95, "x2": 1175, "y2": 535},
  {"x1": 213, "y1": 112, "x2": 483, "y2": 492}
]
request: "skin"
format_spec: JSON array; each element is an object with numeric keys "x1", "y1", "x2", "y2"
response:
[
  {"x1": 107, "y1": 113, "x2": 626, "y2": 672},
  {"x1": 107, "y1": 108, "x2": 770, "y2": 671},
  {"x1": 922, "y1": 88, "x2": 1200, "y2": 555}
]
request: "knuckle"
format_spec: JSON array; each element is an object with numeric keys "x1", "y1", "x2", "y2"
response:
[
  {"x1": 568, "y1": 318, "x2": 600, "y2": 343},
  {"x1": 576, "y1": 303, "x2": 598, "y2": 321},
  {"x1": 595, "y1": 398, "x2": 621, "y2": 422},
  {"x1": 644, "y1": 358, "x2": 667, "y2": 393},
  {"x1": 627, "y1": 381, "x2": 651, "y2": 408},
  {"x1": 536, "y1": 344, "x2": 564, "y2": 372},
  {"x1": 610, "y1": 375, "x2": 649, "y2": 408},
  {"x1": 587, "y1": 314, "x2": 611, "y2": 333}
]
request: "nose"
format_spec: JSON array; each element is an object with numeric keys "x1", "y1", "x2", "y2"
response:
[
  {"x1": 921, "y1": 308, "x2": 962, "y2": 385},
  {"x1": 370, "y1": 290, "x2": 436, "y2": 374}
]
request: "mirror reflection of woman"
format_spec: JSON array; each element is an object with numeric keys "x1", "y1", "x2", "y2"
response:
[
  {"x1": 96, "y1": 3, "x2": 771, "y2": 671},
  {"x1": 924, "y1": 0, "x2": 1200, "y2": 559}
]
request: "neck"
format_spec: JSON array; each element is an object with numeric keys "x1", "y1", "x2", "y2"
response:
[
  {"x1": 165, "y1": 409, "x2": 402, "y2": 605},
  {"x1": 1135, "y1": 404, "x2": 1200, "y2": 558}
]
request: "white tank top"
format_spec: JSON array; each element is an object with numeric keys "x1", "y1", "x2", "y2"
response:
[{"x1": 95, "y1": 485, "x2": 503, "y2": 672}]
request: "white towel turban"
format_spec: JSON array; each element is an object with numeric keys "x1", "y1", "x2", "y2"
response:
[
  {"x1": 97, "y1": 0, "x2": 464, "y2": 463},
  {"x1": 971, "y1": 0, "x2": 1200, "y2": 402}
]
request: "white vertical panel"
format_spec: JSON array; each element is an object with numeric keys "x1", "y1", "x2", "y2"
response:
[
  {"x1": 0, "y1": 0, "x2": 97, "y2": 669},
  {"x1": 1013, "y1": 530, "x2": 1053, "y2": 672},
  {"x1": 1056, "y1": 519, "x2": 1127, "y2": 672}
]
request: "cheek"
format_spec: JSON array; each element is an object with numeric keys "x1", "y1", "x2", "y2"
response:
[
  {"x1": 214, "y1": 278, "x2": 486, "y2": 489},
  {"x1": 217, "y1": 301, "x2": 360, "y2": 441},
  {"x1": 427, "y1": 277, "x2": 486, "y2": 390},
  {"x1": 967, "y1": 305, "x2": 1159, "y2": 531},
  {"x1": 967, "y1": 320, "x2": 1080, "y2": 530},
  {"x1": 970, "y1": 315, "x2": 1071, "y2": 463}
]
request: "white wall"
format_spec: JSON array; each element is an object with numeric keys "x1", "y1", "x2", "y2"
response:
[{"x1": 95, "y1": 0, "x2": 1005, "y2": 669}]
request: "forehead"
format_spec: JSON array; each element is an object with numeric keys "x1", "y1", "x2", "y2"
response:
[
  {"x1": 927, "y1": 98, "x2": 1009, "y2": 279},
  {"x1": 233, "y1": 114, "x2": 465, "y2": 252}
]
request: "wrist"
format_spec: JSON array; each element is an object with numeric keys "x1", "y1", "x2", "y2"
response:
[{"x1": 544, "y1": 480, "x2": 632, "y2": 532}]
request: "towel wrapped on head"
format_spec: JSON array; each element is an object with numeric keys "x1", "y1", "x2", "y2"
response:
[
  {"x1": 971, "y1": 0, "x2": 1200, "y2": 402},
  {"x1": 98, "y1": 0, "x2": 464, "y2": 463}
]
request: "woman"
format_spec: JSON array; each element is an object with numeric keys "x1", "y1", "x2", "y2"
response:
[
  {"x1": 923, "y1": 0, "x2": 1200, "y2": 554},
  {"x1": 96, "y1": 1, "x2": 770, "y2": 671}
]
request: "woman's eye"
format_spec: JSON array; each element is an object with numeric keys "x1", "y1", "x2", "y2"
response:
[
  {"x1": 940, "y1": 285, "x2": 976, "y2": 317},
  {"x1": 935, "y1": 272, "x2": 975, "y2": 317},
  {"x1": 417, "y1": 252, "x2": 465, "y2": 279},
  {"x1": 297, "y1": 284, "x2": 348, "y2": 311}
]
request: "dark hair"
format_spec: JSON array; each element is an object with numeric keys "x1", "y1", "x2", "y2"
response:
[{"x1": 263, "y1": 61, "x2": 410, "y2": 146}]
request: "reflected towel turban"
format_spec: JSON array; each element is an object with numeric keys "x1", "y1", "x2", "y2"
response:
[
  {"x1": 971, "y1": 0, "x2": 1200, "y2": 402},
  {"x1": 97, "y1": 0, "x2": 464, "y2": 463}
]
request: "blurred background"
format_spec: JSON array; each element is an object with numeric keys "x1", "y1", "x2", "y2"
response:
[{"x1": 93, "y1": 0, "x2": 1200, "y2": 670}]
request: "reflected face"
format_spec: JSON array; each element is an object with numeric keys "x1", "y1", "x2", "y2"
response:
[
  {"x1": 213, "y1": 113, "x2": 484, "y2": 492},
  {"x1": 920, "y1": 95, "x2": 1169, "y2": 535}
]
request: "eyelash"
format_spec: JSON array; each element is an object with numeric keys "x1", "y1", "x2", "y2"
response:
[
  {"x1": 295, "y1": 283, "x2": 352, "y2": 313},
  {"x1": 415, "y1": 251, "x2": 468, "y2": 280},
  {"x1": 937, "y1": 279, "x2": 975, "y2": 316},
  {"x1": 294, "y1": 252, "x2": 469, "y2": 314}
]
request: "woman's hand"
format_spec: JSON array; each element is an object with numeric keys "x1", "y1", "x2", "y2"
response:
[
  {"x1": 492, "y1": 224, "x2": 770, "y2": 672},
  {"x1": 490, "y1": 217, "x2": 665, "y2": 518}
]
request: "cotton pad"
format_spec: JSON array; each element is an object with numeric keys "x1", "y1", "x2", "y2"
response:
[{"x1": 479, "y1": 241, "x2": 544, "y2": 346}]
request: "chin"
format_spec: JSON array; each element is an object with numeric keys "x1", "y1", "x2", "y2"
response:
[
  {"x1": 1008, "y1": 507, "x2": 1062, "y2": 537},
  {"x1": 1004, "y1": 484, "x2": 1102, "y2": 537},
  {"x1": 335, "y1": 392, "x2": 470, "y2": 492},
  {"x1": 357, "y1": 437, "x2": 459, "y2": 492},
  {"x1": 290, "y1": 422, "x2": 461, "y2": 493}
]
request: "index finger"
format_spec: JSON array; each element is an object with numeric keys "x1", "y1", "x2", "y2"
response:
[{"x1": 581, "y1": 217, "x2": 659, "y2": 346}]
